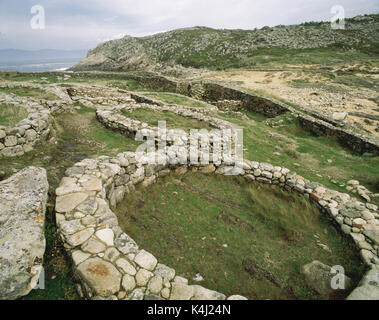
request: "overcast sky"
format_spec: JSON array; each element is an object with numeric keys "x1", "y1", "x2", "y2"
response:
[{"x1": 0, "y1": 0, "x2": 378, "y2": 50}]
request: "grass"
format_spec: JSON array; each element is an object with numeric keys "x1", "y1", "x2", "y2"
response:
[
  {"x1": 229, "y1": 47, "x2": 377, "y2": 70},
  {"x1": 121, "y1": 107, "x2": 212, "y2": 131},
  {"x1": 114, "y1": 172, "x2": 366, "y2": 300},
  {"x1": 144, "y1": 92, "x2": 209, "y2": 108},
  {"x1": 64, "y1": 106, "x2": 141, "y2": 157},
  {"x1": 0, "y1": 103, "x2": 28, "y2": 126},
  {"x1": 0, "y1": 86, "x2": 59, "y2": 100},
  {"x1": 106, "y1": 79, "x2": 151, "y2": 92}
]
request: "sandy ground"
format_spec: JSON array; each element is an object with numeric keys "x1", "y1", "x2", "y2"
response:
[{"x1": 202, "y1": 69, "x2": 379, "y2": 136}]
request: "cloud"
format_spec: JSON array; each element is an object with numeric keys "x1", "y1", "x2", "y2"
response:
[{"x1": 0, "y1": 0, "x2": 377, "y2": 50}]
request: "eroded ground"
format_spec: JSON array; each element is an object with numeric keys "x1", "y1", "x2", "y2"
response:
[{"x1": 201, "y1": 66, "x2": 379, "y2": 136}]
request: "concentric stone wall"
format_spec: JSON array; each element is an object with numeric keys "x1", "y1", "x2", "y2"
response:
[{"x1": 56, "y1": 151, "x2": 378, "y2": 300}]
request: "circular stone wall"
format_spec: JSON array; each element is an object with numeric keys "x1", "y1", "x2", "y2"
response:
[
  {"x1": 55, "y1": 151, "x2": 379, "y2": 300},
  {"x1": 0, "y1": 94, "x2": 53, "y2": 158}
]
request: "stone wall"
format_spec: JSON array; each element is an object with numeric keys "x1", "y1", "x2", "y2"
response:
[
  {"x1": 130, "y1": 92, "x2": 218, "y2": 112},
  {"x1": 96, "y1": 103, "x2": 235, "y2": 138},
  {"x1": 67, "y1": 86, "x2": 135, "y2": 107},
  {"x1": 130, "y1": 93, "x2": 165, "y2": 107},
  {"x1": 19, "y1": 71, "x2": 178, "y2": 92},
  {"x1": 200, "y1": 82, "x2": 289, "y2": 117},
  {"x1": 216, "y1": 100, "x2": 242, "y2": 111},
  {"x1": 0, "y1": 94, "x2": 53, "y2": 158},
  {"x1": 174, "y1": 80, "x2": 379, "y2": 155},
  {"x1": 298, "y1": 114, "x2": 379, "y2": 155},
  {"x1": 55, "y1": 150, "x2": 378, "y2": 300}
]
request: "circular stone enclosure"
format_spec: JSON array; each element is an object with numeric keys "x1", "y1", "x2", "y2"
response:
[{"x1": 55, "y1": 151, "x2": 379, "y2": 300}]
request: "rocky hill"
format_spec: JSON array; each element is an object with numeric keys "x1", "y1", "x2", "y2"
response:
[{"x1": 72, "y1": 14, "x2": 379, "y2": 73}]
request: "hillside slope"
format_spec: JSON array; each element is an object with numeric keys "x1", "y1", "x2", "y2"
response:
[{"x1": 72, "y1": 14, "x2": 379, "y2": 73}]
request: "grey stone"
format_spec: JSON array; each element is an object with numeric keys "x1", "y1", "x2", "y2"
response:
[
  {"x1": 122, "y1": 274, "x2": 136, "y2": 293},
  {"x1": 134, "y1": 250, "x2": 157, "y2": 271},
  {"x1": 81, "y1": 238, "x2": 106, "y2": 254},
  {"x1": 148, "y1": 276, "x2": 163, "y2": 295},
  {"x1": 4, "y1": 135, "x2": 17, "y2": 147},
  {"x1": 116, "y1": 258, "x2": 137, "y2": 275},
  {"x1": 169, "y1": 283, "x2": 195, "y2": 300},
  {"x1": 56, "y1": 192, "x2": 89, "y2": 213},
  {"x1": 65, "y1": 228, "x2": 94, "y2": 247},
  {"x1": 136, "y1": 268, "x2": 154, "y2": 286},
  {"x1": 301, "y1": 261, "x2": 352, "y2": 298},
  {"x1": 191, "y1": 285, "x2": 226, "y2": 300},
  {"x1": 154, "y1": 264, "x2": 175, "y2": 280},
  {"x1": 0, "y1": 167, "x2": 48, "y2": 299},
  {"x1": 347, "y1": 268, "x2": 379, "y2": 300},
  {"x1": 76, "y1": 258, "x2": 122, "y2": 296}
]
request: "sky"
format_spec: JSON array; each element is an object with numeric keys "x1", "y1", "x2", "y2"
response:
[{"x1": 0, "y1": 0, "x2": 378, "y2": 51}]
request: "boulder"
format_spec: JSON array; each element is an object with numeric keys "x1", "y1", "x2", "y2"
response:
[
  {"x1": 301, "y1": 261, "x2": 352, "y2": 299},
  {"x1": 332, "y1": 112, "x2": 348, "y2": 121},
  {"x1": 346, "y1": 268, "x2": 379, "y2": 300},
  {"x1": 0, "y1": 167, "x2": 48, "y2": 299}
]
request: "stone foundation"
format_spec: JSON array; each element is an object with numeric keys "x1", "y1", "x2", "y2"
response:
[
  {"x1": 56, "y1": 151, "x2": 378, "y2": 300},
  {"x1": 0, "y1": 94, "x2": 53, "y2": 158},
  {"x1": 96, "y1": 103, "x2": 236, "y2": 137}
]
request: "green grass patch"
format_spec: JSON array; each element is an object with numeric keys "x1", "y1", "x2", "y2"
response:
[
  {"x1": 121, "y1": 107, "x2": 212, "y2": 131},
  {"x1": 115, "y1": 172, "x2": 365, "y2": 300},
  {"x1": 0, "y1": 103, "x2": 28, "y2": 126},
  {"x1": 220, "y1": 110, "x2": 379, "y2": 194},
  {"x1": 0, "y1": 86, "x2": 59, "y2": 100},
  {"x1": 144, "y1": 92, "x2": 209, "y2": 108}
]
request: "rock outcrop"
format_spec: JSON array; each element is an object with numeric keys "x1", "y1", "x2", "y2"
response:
[
  {"x1": 72, "y1": 14, "x2": 379, "y2": 72},
  {"x1": 0, "y1": 167, "x2": 49, "y2": 300}
]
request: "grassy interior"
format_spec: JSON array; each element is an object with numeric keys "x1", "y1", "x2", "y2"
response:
[
  {"x1": 144, "y1": 92, "x2": 209, "y2": 108},
  {"x1": 0, "y1": 103, "x2": 29, "y2": 126},
  {"x1": 0, "y1": 86, "x2": 59, "y2": 100},
  {"x1": 121, "y1": 107, "x2": 212, "y2": 131},
  {"x1": 114, "y1": 172, "x2": 366, "y2": 300}
]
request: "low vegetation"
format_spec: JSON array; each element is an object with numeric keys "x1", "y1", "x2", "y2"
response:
[
  {"x1": 0, "y1": 103, "x2": 28, "y2": 126},
  {"x1": 144, "y1": 92, "x2": 209, "y2": 108},
  {"x1": 115, "y1": 172, "x2": 365, "y2": 300},
  {"x1": 121, "y1": 107, "x2": 212, "y2": 130},
  {"x1": 72, "y1": 15, "x2": 379, "y2": 72},
  {"x1": 0, "y1": 86, "x2": 59, "y2": 100}
]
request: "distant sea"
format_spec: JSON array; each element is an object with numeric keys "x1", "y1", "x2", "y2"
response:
[{"x1": 0, "y1": 58, "x2": 82, "y2": 72}]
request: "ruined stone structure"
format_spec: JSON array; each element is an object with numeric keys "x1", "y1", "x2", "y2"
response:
[
  {"x1": 55, "y1": 149, "x2": 378, "y2": 300},
  {"x1": 54, "y1": 105, "x2": 378, "y2": 300},
  {"x1": 0, "y1": 94, "x2": 53, "y2": 158}
]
